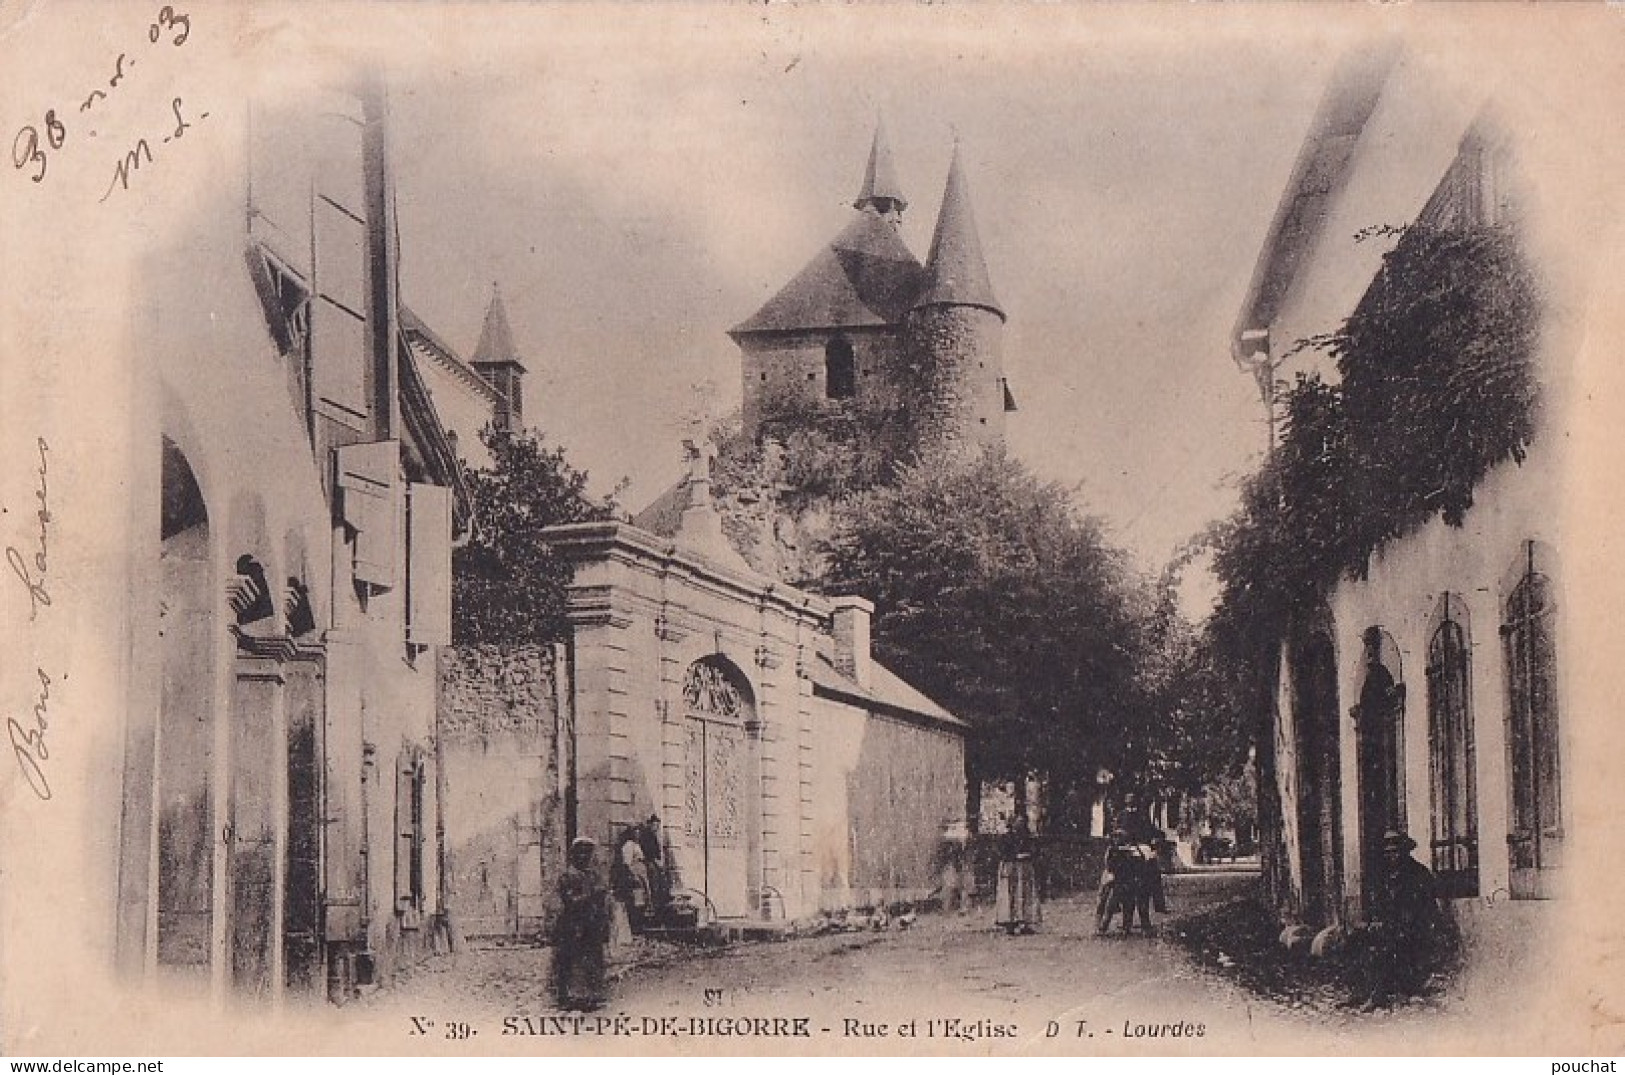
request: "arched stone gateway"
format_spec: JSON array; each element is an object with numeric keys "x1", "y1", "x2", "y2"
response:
[
  {"x1": 546, "y1": 508, "x2": 968, "y2": 927},
  {"x1": 154, "y1": 436, "x2": 216, "y2": 977}
]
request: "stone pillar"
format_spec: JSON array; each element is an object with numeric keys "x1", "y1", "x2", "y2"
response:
[
  {"x1": 567, "y1": 598, "x2": 634, "y2": 850},
  {"x1": 754, "y1": 642, "x2": 786, "y2": 919},
  {"x1": 283, "y1": 641, "x2": 326, "y2": 994},
  {"x1": 226, "y1": 632, "x2": 293, "y2": 1001},
  {"x1": 795, "y1": 632, "x2": 818, "y2": 913},
  {"x1": 655, "y1": 615, "x2": 692, "y2": 889}
]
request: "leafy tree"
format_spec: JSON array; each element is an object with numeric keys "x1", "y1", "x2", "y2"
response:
[
  {"x1": 1137, "y1": 591, "x2": 1250, "y2": 804},
  {"x1": 452, "y1": 425, "x2": 619, "y2": 644},
  {"x1": 819, "y1": 448, "x2": 1150, "y2": 819}
]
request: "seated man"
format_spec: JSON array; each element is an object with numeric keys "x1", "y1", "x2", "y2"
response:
[{"x1": 1351, "y1": 831, "x2": 1458, "y2": 1008}]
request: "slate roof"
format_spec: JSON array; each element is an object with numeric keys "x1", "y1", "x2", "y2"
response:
[
  {"x1": 1231, "y1": 44, "x2": 1399, "y2": 363},
  {"x1": 472, "y1": 286, "x2": 527, "y2": 371},
  {"x1": 631, "y1": 477, "x2": 688, "y2": 537},
  {"x1": 399, "y1": 305, "x2": 502, "y2": 405},
  {"x1": 855, "y1": 120, "x2": 908, "y2": 211},
  {"x1": 395, "y1": 322, "x2": 474, "y2": 532},
  {"x1": 912, "y1": 143, "x2": 1004, "y2": 319},
  {"x1": 805, "y1": 650, "x2": 967, "y2": 730},
  {"x1": 730, "y1": 209, "x2": 925, "y2": 336}
]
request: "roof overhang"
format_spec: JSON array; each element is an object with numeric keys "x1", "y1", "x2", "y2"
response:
[{"x1": 1230, "y1": 44, "x2": 1400, "y2": 368}]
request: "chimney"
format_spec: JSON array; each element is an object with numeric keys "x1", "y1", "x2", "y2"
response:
[{"x1": 831, "y1": 596, "x2": 874, "y2": 691}]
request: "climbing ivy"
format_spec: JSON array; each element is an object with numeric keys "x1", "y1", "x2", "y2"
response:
[{"x1": 1211, "y1": 220, "x2": 1543, "y2": 672}]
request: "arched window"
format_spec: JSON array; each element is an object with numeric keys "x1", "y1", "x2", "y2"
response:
[
  {"x1": 825, "y1": 337, "x2": 856, "y2": 400},
  {"x1": 1354, "y1": 628, "x2": 1405, "y2": 915},
  {"x1": 1503, "y1": 541, "x2": 1562, "y2": 899},
  {"x1": 1427, "y1": 594, "x2": 1478, "y2": 897}
]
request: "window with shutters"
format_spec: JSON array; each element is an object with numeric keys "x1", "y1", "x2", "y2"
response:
[
  {"x1": 1502, "y1": 540, "x2": 1562, "y2": 899},
  {"x1": 1426, "y1": 594, "x2": 1478, "y2": 898},
  {"x1": 396, "y1": 751, "x2": 426, "y2": 914}
]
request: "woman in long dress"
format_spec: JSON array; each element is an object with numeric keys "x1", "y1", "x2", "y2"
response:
[
  {"x1": 551, "y1": 837, "x2": 612, "y2": 1011},
  {"x1": 994, "y1": 813, "x2": 1041, "y2": 935}
]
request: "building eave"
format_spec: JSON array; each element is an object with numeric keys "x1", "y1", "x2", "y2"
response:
[
  {"x1": 1230, "y1": 44, "x2": 1401, "y2": 366},
  {"x1": 398, "y1": 328, "x2": 473, "y2": 532}
]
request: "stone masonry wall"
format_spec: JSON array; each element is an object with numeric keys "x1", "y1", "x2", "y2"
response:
[
  {"x1": 845, "y1": 715, "x2": 966, "y2": 907},
  {"x1": 739, "y1": 329, "x2": 905, "y2": 439},
  {"x1": 904, "y1": 305, "x2": 1005, "y2": 456},
  {"x1": 437, "y1": 645, "x2": 563, "y2": 940}
]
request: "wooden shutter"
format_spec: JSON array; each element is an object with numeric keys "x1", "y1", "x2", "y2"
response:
[
  {"x1": 396, "y1": 755, "x2": 415, "y2": 911},
  {"x1": 336, "y1": 440, "x2": 398, "y2": 589},
  {"x1": 406, "y1": 482, "x2": 452, "y2": 646},
  {"x1": 308, "y1": 96, "x2": 370, "y2": 425}
]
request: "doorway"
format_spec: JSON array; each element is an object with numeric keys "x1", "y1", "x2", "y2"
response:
[
  {"x1": 1355, "y1": 629, "x2": 1405, "y2": 916},
  {"x1": 679, "y1": 658, "x2": 756, "y2": 920}
]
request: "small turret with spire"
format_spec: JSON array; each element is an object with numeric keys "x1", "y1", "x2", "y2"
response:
[
  {"x1": 471, "y1": 282, "x2": 528, "y2": 432},
  {"x1": 854, "y1": 118, "x2": 908, "y2": 223}
]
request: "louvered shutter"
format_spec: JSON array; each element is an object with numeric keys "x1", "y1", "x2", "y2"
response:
[{"x1": 336, "y1": 440, "x2": 398, "y2": 589}]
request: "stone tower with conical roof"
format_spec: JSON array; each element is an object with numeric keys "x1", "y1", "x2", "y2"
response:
[
  {"x1": 902, "y1": 142, "x2": 1011, "y2": 454},
  {"x1": 471, "y1": 283, "x2": 528, "y2": 432},
  {"x1": 729, "y1": 125, "x2": 1012, "y2": 457}
]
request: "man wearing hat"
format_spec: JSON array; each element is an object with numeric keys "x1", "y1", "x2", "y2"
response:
[
  {"x1": 552, "y1": 837, "x2": 612, "y2": 1011},
  {"x1": 1355, "y1": 829, "x2": 1454, "y2": 1008}
]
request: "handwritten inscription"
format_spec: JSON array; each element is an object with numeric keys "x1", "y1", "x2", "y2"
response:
[
  {"x1": 9, "y1": 668, "x2": 53, "y2": 801},
  {"x1": 9, "y1": 6, "x2": 194, "y2": 193},
  {"x1": 100, "y1": 97, "x2": 208, "y2": 203},
  {"x1": 6, "y1": 437, "x2": 51, "y2": 620}
]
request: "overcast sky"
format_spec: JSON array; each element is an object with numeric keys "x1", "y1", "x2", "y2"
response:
[{"x1": 383, "y1": 7, "x2": 1367, "y2": 586}]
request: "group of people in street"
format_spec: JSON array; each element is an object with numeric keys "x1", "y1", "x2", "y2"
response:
[
  {"x1": 549, "y1": 814, "x2": 673, "y2": 1011},
  {"x1": 1094, "y1": 793, "x2": 1169, "y2": 935},
  {"x1": 989, "y1": 792, "x2": 1169, "y2": 938},
  {"x1": 547, "y1": 797, "x2": 1455, "y2": 1013},
  {"x1": 609, "y1": 815, "x2": 671, "y2": 938}
]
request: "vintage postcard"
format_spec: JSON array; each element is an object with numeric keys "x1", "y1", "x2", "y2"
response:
[{"x1": 2, "y1": 0, "x2": 1624, "y2": 1059}]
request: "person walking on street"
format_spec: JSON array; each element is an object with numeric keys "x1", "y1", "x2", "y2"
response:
[
  {"x1": 552, "y1": 837, "x2": 612, "y2": 1011},
  {"x1": 936, "y1": 818, "x2": 972, "y2": 914},
  {"x1": 994, "y1": 813, "x2": 1041, "y2": 935}
]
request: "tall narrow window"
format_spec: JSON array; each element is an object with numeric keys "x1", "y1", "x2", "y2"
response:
[
  {"x1": 396, "y1": 752, "x2": 426, "y2": 913},
  {"x1": 825, "y1": 337, "x2": 856, "y2": 400},
  {"x1": 1427, "y1": 594, "x2": 1478, "y2": 897},
  {"x1": 1503, "y1": 541, "x2": 1562, "y2": 899}
]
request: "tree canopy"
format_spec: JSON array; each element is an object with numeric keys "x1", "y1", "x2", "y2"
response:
[
  {"x1": 819, "y1": 449, "x2": 1150, "y2": 810},
  {"x1": 452, "y1": 425, "x2": 619, "y2": 645}
]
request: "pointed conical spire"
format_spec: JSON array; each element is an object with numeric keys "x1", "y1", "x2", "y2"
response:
[
  {"x1": 913, "y1": 141, "x2": 1004, "y2": 319},
  {"x1": 854, "y1": 119, "x2": 908, "y2": 215},
  {"x1": 472, "y1": 283, "x2": 526, "y2": 371}
]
